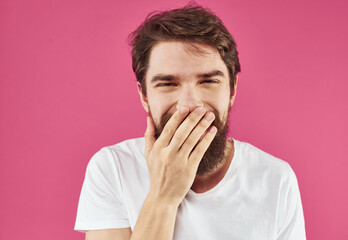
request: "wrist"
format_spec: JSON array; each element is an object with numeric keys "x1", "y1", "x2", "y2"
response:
[{"x1": 145, "y1": 191, "x2": 181, "y2": 211}]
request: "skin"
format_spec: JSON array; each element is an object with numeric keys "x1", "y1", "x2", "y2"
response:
[
  {"x1": 140, "y1": 41, "x2": 235, "y2": 128},
  {"x1": 138, "y1": 40, "x2": 238, "y2": 192},
  {"x1": 86, "y1": 40, "x2": 238, "y2": 240}
]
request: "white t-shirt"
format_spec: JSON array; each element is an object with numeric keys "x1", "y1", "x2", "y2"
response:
[{"x1": 74, "y1": 138, "x2": 306, "y2": 239}]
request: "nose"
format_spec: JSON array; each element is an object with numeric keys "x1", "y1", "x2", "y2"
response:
[{"x1": 175, "y1": 88, "x2": 204, "y2": 112}]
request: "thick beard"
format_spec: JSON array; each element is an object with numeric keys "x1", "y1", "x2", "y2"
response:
[{"x1": 151, "y1": 108, "x2": 230, "y2": 176}]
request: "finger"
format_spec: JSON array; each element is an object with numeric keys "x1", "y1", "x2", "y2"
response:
[
  {"x1": 169, "y1": 106, "x2": 207, "y2": 150},
  {"x1": 179, "y1": 111, "x2": 215, "y2": 155},
  {"x1": 144, "y1": 116, "x2": 156, "y2": 160},
  {"x1": 188, "y1": 126, "x2": 217, "y2": 167},
  {"x1": 156, "y1": 106, "x2": 190, "y2": 147}
]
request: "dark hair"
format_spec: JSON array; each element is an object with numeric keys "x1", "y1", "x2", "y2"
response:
[{"x1": 128, "y1": 4, "x2": 241, "y2": 96}]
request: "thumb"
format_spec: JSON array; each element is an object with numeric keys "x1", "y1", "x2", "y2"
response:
[{"x1": 144, "y1": 116, "x2": 156, "y2": 160}]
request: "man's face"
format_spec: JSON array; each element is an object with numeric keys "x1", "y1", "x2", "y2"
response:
[{"x1": 138, "y1": 41, "x2": 237, "y2": 175}]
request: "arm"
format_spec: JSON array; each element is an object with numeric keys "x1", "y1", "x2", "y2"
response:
[
  {"x1": 130, "y1": 106, "x2": 216, "y2": 240},
  {"x1": 85, "y1": 106, "x2": 215, "y2": 240},
  {"x1": 83, "y1": 197, "x2": 176, "y2": 240},
  {"x1": 86, "y1": 228, "x2": 132, "y2": 240}
]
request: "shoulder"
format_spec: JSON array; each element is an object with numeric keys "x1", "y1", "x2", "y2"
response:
[
  {"x1": 233, "y1": 138, "x2": 294, "y2": 180},
  {"x1": 87, "y1": 137, "x2": 146, "y2": 172},
  {"x1": 106, "y1": 137, "x2": 145, "y2": 158}
]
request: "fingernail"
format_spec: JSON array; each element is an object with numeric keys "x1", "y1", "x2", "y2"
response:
[
  {"x1": 209, "y1": 126, "x2": 217, "y2": 134},
  {"x1": 180, "y1": 107, "x2": 189, "y2": 115},
  {"x1": 205, "y1": 112, "x2": 214, "y2": 121},
  {"x1": 194, "y1": 107, "x2": 205, "y2": 115}
]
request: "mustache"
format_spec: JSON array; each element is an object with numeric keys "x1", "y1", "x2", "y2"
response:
[{"x1": 154, "y1": 108, "x2": 225, "y2": 139}]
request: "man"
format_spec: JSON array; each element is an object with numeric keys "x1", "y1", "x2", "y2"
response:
[{"x1": 74, "y1": 5, "x2": 306, "y2": 240}]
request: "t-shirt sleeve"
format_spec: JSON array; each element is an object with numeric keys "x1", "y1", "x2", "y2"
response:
[
  {"x1": 74, "y1": 147, "x2": 130, "y2": 232},
  {"x1": 277, "y1": 165, "x2": 306, "y2": 240}
]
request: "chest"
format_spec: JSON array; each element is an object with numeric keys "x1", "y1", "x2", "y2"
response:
[{"x1": 173, "y1": 195, "x2": 278, "y2": 240}]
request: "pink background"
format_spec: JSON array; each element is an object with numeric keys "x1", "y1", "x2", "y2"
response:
[{"x1": 1, "y1": 0, "x2": 347, "y2": 239}]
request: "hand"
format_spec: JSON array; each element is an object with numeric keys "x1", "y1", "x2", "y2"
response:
[{"x1": 144, "y1": 106, "x2": 217, "y2": 207}]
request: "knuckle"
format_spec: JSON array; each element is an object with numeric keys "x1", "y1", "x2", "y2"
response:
[
  {"x1": 174, "y1": 133, "x2": 185, "y2": 143},
  {"x1": 194, "y1": 146, "x2": 204, "y2": 155},
  {"x1": 202, "y1": 132, "x2": 214, "y2": 142},
  {"x1": 199, "y1": 119, "x2": 211, "y2": 129},
  {"x1": 194, "y1": 140, "x2": 210, "y2": 154},
  {"x1": 153, "y1": 141, "x2": 165, "y2": 152},
  {"x1": 173, "y1": 112, "x2": 182, "y2": 121},
  {"x1": 184, "y1": 137, "x2": 195, "y2": 147},
  {"x1": 177, "y1": 149, "x2": 186, "y2": 159},
  {"x1": 187, "y1": 115, "x2": 197, "y2": 125},
  {"x1": 163, "y1": 127, "x2": 174, "y2": 136},
  {"x1": 161, "y1": 158, "x2": 170, "y2": 167}
]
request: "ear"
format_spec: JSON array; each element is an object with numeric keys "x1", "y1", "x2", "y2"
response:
[
  {"x1": 137, "y1": 82, "x2": 150, "y2": 113},
  {"x1": 229, "y1": 75, "x2": 238, "y2": 107}
]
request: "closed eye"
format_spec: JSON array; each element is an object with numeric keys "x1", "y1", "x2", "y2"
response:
[
  {"x1": 155, "y1": 82, "x2": 177, "y2": 87},
  {"x1": 155, "y1": 80, "x2": 219, "y2": 87},
  {"x1": 201, "y1": 79, "x2": 219, "y2": 84}
]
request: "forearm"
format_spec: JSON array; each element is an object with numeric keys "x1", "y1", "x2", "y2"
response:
[
  {"x1": 131, "y1": 108, "x2": 215, "y2": 240},
  {"x1": 130, "y1": 194, "x2": 179, "y2": 240}
]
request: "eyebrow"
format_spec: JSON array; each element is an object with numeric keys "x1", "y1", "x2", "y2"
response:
[
  {"x1": 150, "y1": 70, "x2": 225, "y2": 83},
  {"x1": 197, "y1": 70, "x2": 225, "y2": 79},
  {"x1": 150, "y1": 74, "x2": 178, "y2": 83}
]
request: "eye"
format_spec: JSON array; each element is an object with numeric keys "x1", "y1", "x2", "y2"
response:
[
  {"x1": 156, "y1": 82, "x2": 177, "y2": 87},
  {"x1": 201, "y1": 79, "x2": 219, "y2": 84}
]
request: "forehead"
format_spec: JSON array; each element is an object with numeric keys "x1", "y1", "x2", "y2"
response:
[{"x1": 146, "y1": 41, "x2": 228, "y2": 81}]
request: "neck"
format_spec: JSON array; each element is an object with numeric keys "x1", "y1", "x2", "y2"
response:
[{"x1": 191, "y1": 139, "x2": 234, "y2": 193}]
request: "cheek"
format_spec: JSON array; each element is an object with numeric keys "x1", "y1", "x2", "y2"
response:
[
  {"x1": 209, "y1": 96, "x2": 231, "y2": 121},
  {"x1": 148, "y1": 97, "x2": 176, "y2": 122},
  {"x1": 207, "y1": 89, "x2": 230, "y2": 106}
]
